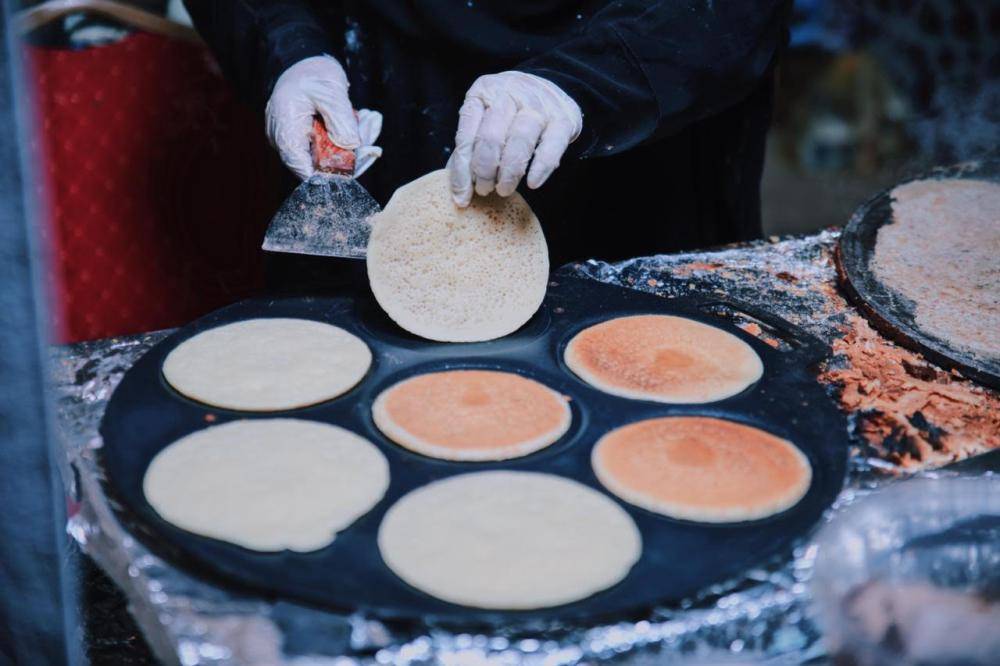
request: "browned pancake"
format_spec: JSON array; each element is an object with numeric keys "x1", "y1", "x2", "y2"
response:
[
  {"x1": 592, "y1": 416, "x2": 811, "y2": 522},
  {"x1": 372, "y1": 369, "x2": 571, "y2": 461},
  {"x1": 565, "y1": 315, "x2": 762, "y2": 403}
]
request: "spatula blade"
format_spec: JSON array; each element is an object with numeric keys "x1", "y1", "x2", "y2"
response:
[{"x1": 262, "y1": 174, "x2": 381, "y2": 259}]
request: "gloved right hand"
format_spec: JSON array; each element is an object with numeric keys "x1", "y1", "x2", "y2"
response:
[{"x1": 265, "y1": 55, "x2": 382, "y2": 180}]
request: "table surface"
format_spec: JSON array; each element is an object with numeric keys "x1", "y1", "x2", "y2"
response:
[{"x1": 53, "y1": 230, "x2": 999, "y2": 665}]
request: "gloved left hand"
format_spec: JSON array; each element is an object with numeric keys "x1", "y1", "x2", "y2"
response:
[{"x1": 447, "y1": 71, "x2": 583, "y2": 207}]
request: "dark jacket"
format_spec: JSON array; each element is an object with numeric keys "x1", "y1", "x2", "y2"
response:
[{"x1": 185, "y1": 0, "x2": 790, "y2": 265}]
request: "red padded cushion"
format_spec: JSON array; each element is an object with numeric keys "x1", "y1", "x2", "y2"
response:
[{"x1": 26, "y1": 32, "x2": 287, "y2": 342}]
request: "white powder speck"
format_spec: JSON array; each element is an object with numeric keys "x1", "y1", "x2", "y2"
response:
[{"x1": 344, "y1": 18, "x2": 362, "y2": 54}]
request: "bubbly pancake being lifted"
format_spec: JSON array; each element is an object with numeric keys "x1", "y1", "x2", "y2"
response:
[
  {"x1": 593, "y1": 417, "x2": 811, "y2": 522},
  {"x1": 366, "y1": 169, "x2": 549, "y2": 342},
  {"x1": 565, "y1": 314, "x2": 763, "y2": 403},
  {"x1": 372, "y1": 369, "x2": 571, "y2": 461}
]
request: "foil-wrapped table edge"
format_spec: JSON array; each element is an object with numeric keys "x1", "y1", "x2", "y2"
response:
[{"x1": 51, "y1": 229, "x2": 991, "y2": 665}]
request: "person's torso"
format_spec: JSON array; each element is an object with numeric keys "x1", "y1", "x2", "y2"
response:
[
  {"x1": 343, "y1": 0, "x2": 601, "y2": 64},
  {"x1": 315, "y1": 0, "x2": 772, "y2": 262}
]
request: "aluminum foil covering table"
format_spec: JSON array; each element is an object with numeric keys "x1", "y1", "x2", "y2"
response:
[{"x1": 51, "y1": 230, "x2": 998, "y2": 665}]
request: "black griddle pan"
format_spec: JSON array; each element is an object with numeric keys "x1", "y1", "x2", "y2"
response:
[
  {"x1": 837, "y1": 159, "x2": 1000, "y2": 390},
  {"x1": 98, "y1": 271, "x2": 848, "y2": 629}
]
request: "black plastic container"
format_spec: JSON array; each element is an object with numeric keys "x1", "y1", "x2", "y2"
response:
[{"x1": 99, "y1": 271, "x2": 848, "y2": 628}]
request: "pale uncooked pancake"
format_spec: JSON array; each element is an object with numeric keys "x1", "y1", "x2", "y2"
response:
[
  {"x1": 592, "y1": 417, "x2": 811, "y2": 523},
  {"x1": 366, "y1": 169, "x2": 549, "y2": 342},
  {"x1": 378, "y1": 471, "x2": 641, "y2": 609},
  {"x1": 162, "y1": 318, "x2": 372, "y2": 411},
  {"x1": 372, "y1": 369, "x2": 571, "y2": 461},
  {"x1": 565, "y1": 315, "x2": 763, "y2": 403},
  {"x1": 143, "y1": 419, "x2": 389, "y2": 552}
]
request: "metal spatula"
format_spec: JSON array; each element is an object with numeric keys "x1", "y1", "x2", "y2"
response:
[{"x1": 262, "y1": 117, "x2": 380, "y2": 259}]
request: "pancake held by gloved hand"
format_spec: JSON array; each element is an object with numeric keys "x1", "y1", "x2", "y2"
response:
[
  {"x1": 372, "y1": 369, "x2": 571, "y2": 461},
  {"x1": 873, "y1": 179, "x2": 1000, "y2": 362},
  {"x1": 592, "y1": 417, "x2": 811, "y2": 522},
  {"x1": 366, "y1": 169, "x2": 549, "y2": 342},
  {"x1": 377, "y1": 471, "x2": 641, "y2": 609},
  {"x1": 162, "y1": 318, "x2": 371, "y2": 411},
  {"x1": 143, "y1": 419, "x2": 389, "y2": 552},
  {"x1": 564, "y1": 315, "x2": 763, "y2": 403}
]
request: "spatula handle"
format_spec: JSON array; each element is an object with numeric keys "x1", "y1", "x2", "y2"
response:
[{"x1": 311, "y1": 116, "x2": 357, "y2": 176}]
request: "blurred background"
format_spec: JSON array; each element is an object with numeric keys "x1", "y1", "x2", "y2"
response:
[
  {"x1": 764, "y1": 0, "x2": 998, "y2": 235},
  {"x1": 12, "y1": 0, "x2": 1000, "y2": 344}
]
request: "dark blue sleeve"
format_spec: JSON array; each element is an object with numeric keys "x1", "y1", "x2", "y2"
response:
[
  {"x1": 516, "y1": 0, "x2": 790, "y2": 159},
  {"x1": 183, "y1": 0, "x2": 335, "y2": 109}
]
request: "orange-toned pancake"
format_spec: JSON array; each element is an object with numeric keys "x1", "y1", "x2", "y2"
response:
[
  {"x1": 372, "y1": 369, "x2": 571, "y2": 461},
  {"x1": 564, "y1": 315, "x2": 763, "y2": 403},
  {"x1": 592, "y1": 417, "x2": 811, "y2": 522}
]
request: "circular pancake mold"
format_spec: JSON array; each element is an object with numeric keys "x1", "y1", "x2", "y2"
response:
[{"x1": 100, "y1": 280, "x2": 847, "y2": 624}]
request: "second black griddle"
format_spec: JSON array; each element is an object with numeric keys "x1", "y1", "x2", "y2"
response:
[
  {"x1": 837, "y1": 159, "x2": 1000, "y2": 390},
  {"x1": 98, "y1": 271, "x2": 848, "y2": 630}
]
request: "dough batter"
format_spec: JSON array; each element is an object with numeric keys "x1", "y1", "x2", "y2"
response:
[
  {"x1": 564, "y1": 314, "x2": 763, "y2": 403},
  {"x1": 378, "y1": 471, "x2": 641, "y2": 609},
  {"x1": 366, "y1": 169, "x2": 549, "y2": 342},
  {"x1": 372, "y1": 369, "x2": 571, "y2": 461},
  {"x1": 592, "y1": 416, "x2": 811, "y2": 522},
  {"x1": 873, "y1": 178, "x2": 1000, "y2": 361},
  {"x1": 143, "y1": 419, "x2": 389, "y2": 551},
  {"x1": 162, "y1": 318, "x2": 371, "y2": 411}
]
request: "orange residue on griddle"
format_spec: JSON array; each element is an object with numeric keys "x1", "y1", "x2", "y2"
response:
[
  {"x1": 819, "y1": 314, "x2": 1000, "y2": 467},
  {"x1": 737, "y1": 322, "x2": 782, "y2": 349},
  {"x1": 671, "y1": 261, "x2": 723, "y2": 277}
]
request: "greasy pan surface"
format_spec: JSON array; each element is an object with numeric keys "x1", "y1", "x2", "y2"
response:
[{"x1": 99, "y1": 272, "x2": 848, "y2": 629}]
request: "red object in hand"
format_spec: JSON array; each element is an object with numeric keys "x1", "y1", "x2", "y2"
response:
[{"x1": 310, "y1": 116, "x2": 355, "y2": 175}]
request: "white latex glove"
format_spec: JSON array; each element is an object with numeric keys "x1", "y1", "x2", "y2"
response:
[
  {"x1": 447, "y1": 71, "x2": 582, "y2": 207},
  {"x1": 353, "y1": 110, "x2": 384, "y2": 178},
  {"x1": 265, "y1": 55, "x2": 383, "y2": 180}
]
